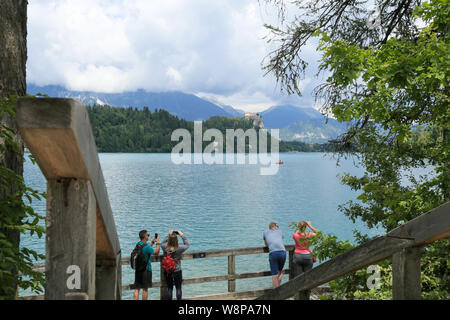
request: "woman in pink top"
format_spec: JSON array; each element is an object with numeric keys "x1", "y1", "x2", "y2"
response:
[{"x1": 292, "y1": 221, "x2": 318, "y2": 278}]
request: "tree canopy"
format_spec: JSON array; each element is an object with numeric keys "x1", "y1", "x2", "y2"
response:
[
  {"x1": 263, "y1": 0, "x2": 449, "y2": 299},
  {"x1": 86, "y1": 104, "x2": 333, "y2": 153}
]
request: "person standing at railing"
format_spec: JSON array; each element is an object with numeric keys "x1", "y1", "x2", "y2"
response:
[
  {"x1": 132, "y1": 230, "x2": 160, "y2": 300},
  {"x1": 161, "y1": 230, "x2": 190, "y2": 300},
  {"x1": 263, "y1": 222, "x2": 287, "y2": 288},
  {"x1": 292, "y1": 221, "x2": 318, "y2": 278}
]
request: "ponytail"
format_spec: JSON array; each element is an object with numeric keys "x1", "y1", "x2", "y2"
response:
[{"x1": 298, "y1": 221, "x2": 307, "y2": 234}]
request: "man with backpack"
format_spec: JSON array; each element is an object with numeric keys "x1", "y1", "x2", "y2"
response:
[{"x1": 132, "y1": 230, "x2": 160, "y2": 300}]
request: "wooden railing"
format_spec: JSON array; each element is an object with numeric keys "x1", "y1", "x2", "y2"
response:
[
  {"x1": 16, "y1": 98, "x2": 122, "y2": 300},
  {"x1": 126, "y1": 245, "x2": 298, "y2": 300},
  {"x1": 255, "y1": 201, "x2": 450, "y2": 300},
  {"x1": 16, "y1": 98, "x2": 449, "y2": 300},
  {"x1": 29, "y1": 245, "x2": 307, "y2": 300}
]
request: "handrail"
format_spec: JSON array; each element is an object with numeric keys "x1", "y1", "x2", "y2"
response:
[
  {"x1": 256, "y1": 201, "x2": 450, "y2": 300},
  {"x1": 29, "y1": 245, "x2": 297, "y2": 300},
  {"x1": 126, "y1": 244, "x2": 296, "y2": 299},
  {"x1": 16, "y1": 98, "x2": 122, "y2": 300},
  {"x1": 31, "y1": 245, "x2": 295, "y2": 271}
]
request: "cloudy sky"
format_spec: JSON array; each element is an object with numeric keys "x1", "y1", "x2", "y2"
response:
[{"x1": 27, "y1": 0, "x2": 321, "y2": 112}]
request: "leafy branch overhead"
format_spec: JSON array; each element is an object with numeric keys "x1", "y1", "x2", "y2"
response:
[
  {"x1": 262, "y1": 0, "x2": 422, "y2": 96},
  {"x1": 264, "y1": 0, "x2": 449, "y2": 299}
]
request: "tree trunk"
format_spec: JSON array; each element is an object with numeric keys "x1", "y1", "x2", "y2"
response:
[{"x1": 0, "y1": 0, "x2": 28, "y2": 298}]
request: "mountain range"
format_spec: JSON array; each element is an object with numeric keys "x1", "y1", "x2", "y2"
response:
[
  {"x1": 260, "y1": 105, "x2": 347, "y2": 143},
  {"x1": 27, "y1": 84, "x2": 346, "y2": 143}
]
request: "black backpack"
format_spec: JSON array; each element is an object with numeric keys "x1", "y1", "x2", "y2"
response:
[{"x1": 130, "y1": 242, "x2": 148, "y2": 271}]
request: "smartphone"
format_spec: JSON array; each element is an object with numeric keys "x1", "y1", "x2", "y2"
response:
[
  {"x1": 173, "y1": 231, "x2": 179, "y2": 235},
  {"x1": 155, "y1": 233, "x2": 158, "y2": 239}
]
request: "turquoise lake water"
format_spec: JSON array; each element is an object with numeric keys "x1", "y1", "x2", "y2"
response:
[{"x1": 20, "y1": 152, "x2": 383, "y2": 299}]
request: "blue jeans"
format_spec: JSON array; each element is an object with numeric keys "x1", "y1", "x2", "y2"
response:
[
  {"x1": 164, "y1": 270, "x2": 183, "y2": 300},
  {"x1": 269, "y1": 251, "x2": 286, "y2": 275}
]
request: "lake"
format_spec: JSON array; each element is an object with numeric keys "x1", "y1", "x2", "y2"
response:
[{"x1": 20, "y1": 152, "x2": 382, "y2": 299}]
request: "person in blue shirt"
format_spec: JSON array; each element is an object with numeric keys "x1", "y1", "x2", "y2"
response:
[
  {"x1": 133, "y1": 229, "x2": 160, "y2": 300},
  {"x1": 263, "y1": 222, "x2": 286, "y2": 288}
]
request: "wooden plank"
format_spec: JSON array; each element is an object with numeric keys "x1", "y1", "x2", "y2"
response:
[
  {"x1": 392, "y1": 247, "x2": 421, "y2": 300},
  {"x1": 122, "y1": 270, "x2": 289, "y2": 290},
  {"x1": 65, "y1": 293, "x2": 89, "y2": 300},
  {"x1": 185, "y1": 289, "x2": 273, "y2": 300},
  {"x1": 25, "y1": 285, "x2": 330, "y2": 301},
  {"x1": 294, "y1": 290, "x2": 310, "y2": 300},
  {"x1": 44, "y1": 179, "x2": 96, "y2": 300},
  {"x1": 20, "y1": 295, "x2": 44, "y2": 300},
  {"x1": 181, "y1": 270, "x2": 289, "y2": 285},
  {"x1": 228, "y1": 255, "x2": 236, "y2": 292},
  {"x1": 388, "y1": 201, "x2": 450, "y2": 246},
  {"x1": 121, "y1": 245, "x2": 295, "y2": 264},
  {"x1": 256, "y1": 235, "x2": 414, "y2": 300},
  {"x1": 288, "y1": 250, "x2": 294, "y2": 280},
  {"x1": 36, "y1": 245, "x2": 295, "y2": 271},
  {"x1": 16, "y1": 98, "x2": 120, "y2": 260},
  {"x1": 24, "y1": 283, "x2": 329, "y2": 301},
  {"x1": 160, "y1": 262, "x2": 167, "y2": 300}
]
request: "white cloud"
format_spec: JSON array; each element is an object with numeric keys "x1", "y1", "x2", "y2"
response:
[
  {"x1": 166, "y1": 67, "x2": 182, "y2": 83},
  {"x1": 27, "y1": 0, "x2": 320, "y2": 111}
]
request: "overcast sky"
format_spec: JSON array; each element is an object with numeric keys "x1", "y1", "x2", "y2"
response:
[{"x1": 27, "y1": 0, "x2": 322, "y2": 112}]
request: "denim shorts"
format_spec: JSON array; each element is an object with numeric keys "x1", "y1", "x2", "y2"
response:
[{"x1": 269, "y1": 251, "x2": 286, "y2": 275}]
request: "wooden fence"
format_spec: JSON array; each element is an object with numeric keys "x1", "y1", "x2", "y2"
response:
[
  {"x1": 17, "y1": 98, "x2": 122, "y2": 300},
  {"x1": 16, "y1": 98, "x2": 449, "y2": 300},
  {"x1": 29, "y1": 245, "x2": 303, "y2": 300},
  {"x1": 255, "y1": 201, "x2": 450, "y2": 300},
  {"x1": 126, "y1": 245, "x2": 298, "y2": 300}
]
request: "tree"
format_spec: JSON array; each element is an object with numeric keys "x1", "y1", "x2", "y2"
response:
[
  {"x1": 263, "y1": 0, "x2": 449, "y2": 298},
  {"x1": 0, "y1": 0, "x2": 45, "y2": 299},
  {"x1": 0, "y1": 0, "x2": 27, "y2": 299},
  {"x1": 263, "y1": 0, "x2": 422, "y2": 95}
]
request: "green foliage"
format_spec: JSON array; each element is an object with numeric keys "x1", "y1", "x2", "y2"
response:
[
  {"x1": 352, "y1": 263, "x2": 393, "y2": 300},
  {"x1": 86, "y1": 104, "x2": 332, "y2": 153},
  {"x1": 274, "y1": 0, "x2": 450, "y2": 299},
  {"x1": 0, "y1": 95, "x2": 46, "y2": 299},
  {"x1": 87, "y1": 105, "x2": 191, "y2": 152},
  {"x1": 420, "y1": 238, "x2": 450, "y2": 299},
  {"x1": 316, "y1": 0, "x2": 449, "y2": 227}
]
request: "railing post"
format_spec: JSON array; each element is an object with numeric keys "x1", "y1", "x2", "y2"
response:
[
  {"x1": 17, "y1": 98, "x2": 123, "y2": 300},
  {"x1": 392, "y1": 247, "x2": 421, "y2": 300},
  {"x1": 95, "y1": 251, "x2": 122, "y2": 300},
  {"x1": 160, "y1": 261, "x2": 167, "y2": 300},
  {"x1": 45, "y1": 178, "x2": 97, "y2": 300},
  {"x1": 228, "y1": 255, "x2": 236, "y2": 292},
  {"x1": 288, "y1": 249, "x2": 294, "y2": 280}
]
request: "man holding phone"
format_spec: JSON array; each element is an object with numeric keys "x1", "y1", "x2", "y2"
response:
[{"x1": 133, "y1": 230, "x2": 160, "y2": 300}]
